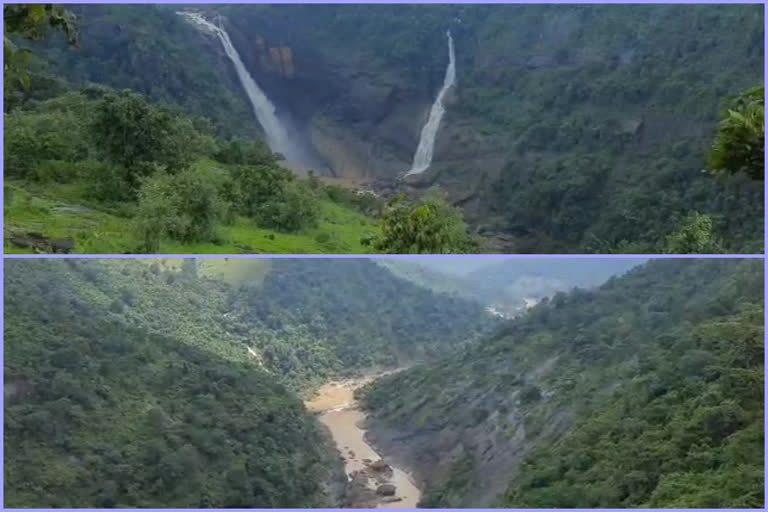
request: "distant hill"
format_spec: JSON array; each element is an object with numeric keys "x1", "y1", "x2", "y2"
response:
[{"x1": 379, "y1": 258, "x2": 645, "y2": 316}]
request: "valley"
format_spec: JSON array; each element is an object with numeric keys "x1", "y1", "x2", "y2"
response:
[
  {"x1": 2, "y1": 257, "x2": 490, "y2": 507},
  {"x1": 4, "y1": 257, "x2": 763, "y2": 508}
]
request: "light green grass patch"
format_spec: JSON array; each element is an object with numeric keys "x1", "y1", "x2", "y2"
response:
[{"x1": 4, "y1": 181, "x2": 378, "y2": 254}]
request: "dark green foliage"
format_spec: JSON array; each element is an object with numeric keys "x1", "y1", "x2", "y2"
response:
[
  {"x1": 3, "y1": 91, "x2": 93, "y2": 180},
  {"x1": 3, "y1": 88, "x2": 217, "y2": 195},
  {"x1": 229, "y1": 164, "x2": 319, "y2": 232},
  {"x1": 255, "y1": 180, "x2": 320, "y2": 232},
  {"x1": 4, "y1": 4, "x2": 77, "y2": 90},
  {"x1": 4, "y1": 4, "x2": 77, "y2": 44},
  {"x1": 3, "y1": 260, "x2": 339, "y2": 508},
  {"x1": 215, "y1": 137, "x2": 281, "y2": 167},
  {"x1": 3, "y1": 258, "x2": 491, "y2": 507},
  {"x1": 5, "y1": 4, "x2": 764, "y2": 252},
  {"x1": 471, "y1": 5, "x2": 764, "y2": 253},
  {"x1": 227, "y1": 4, "x2": 763, "y2": 253},
  {"x1": 135, "y1": 167, "x2": 227, "y2": 252},
  {"x1": 662, "y1": 212, "x2": 724, "y2": 254},
  {"x1": 709, "y1": 85, "x2": 764, "y2": 181},
  {"x1": 233, "y1": 258, "x2": 492, "y2": 374},
  {"x1": 20, "y1": 4, "x2": 255, "y2": 136},
  {"x1": 505, "y1": 303, "x2": 764, "y2": 508},
  {"x1": 323, "y1": 185, "x2": 383, "y2": 218},
  {"x1": 367, "y1": 193, "x2": 479, "y2": 254},
  {"x1": 4, "y1": 85, "x2": 368, "y2": 250},
  {"x1": 360, "y1": 259, "x2": 764, "y2": 508},
  {"x1": 6, "y1": 5, "x2": 355, "y2": 251},
  {"x1": 90, "y1": 90, "x2": 215, "y2": 184}
]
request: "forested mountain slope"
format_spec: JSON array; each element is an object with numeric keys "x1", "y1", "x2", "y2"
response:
[
  {"x1": 16, "y1": 4, "x2": 762, "y2": 252},
  {"x1": 4, "y1": 258, "x2": 489, "y2": 507},
  {"x1": 5, "y1": 258, "x2": 489, "y2": 389},
  {"x1": 359, "y1": 259, "x2": 764, "y2": 508},
  {"x1": 4, "y1": 260, "x2": 342, "y2": 508},
  {"x1": 6, "y1": 4, "x2": 255, "y2": 137}
]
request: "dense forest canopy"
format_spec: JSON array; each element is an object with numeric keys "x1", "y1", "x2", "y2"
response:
[
  {"x1": 3, "y1": 257, "x2": 492, "y2": 507},
  {"x1": 5, "y1": 258, "x2": 491, "y2": 390},
  {"x1": 4, "y1": 261, "x2": 336, "y2": 507},
  {"x1": 360, "y1": 258, "x2": 764, "y2": 508},
  {"x1": 4, "y1": 3, "x2": 764, "y2": 253}
]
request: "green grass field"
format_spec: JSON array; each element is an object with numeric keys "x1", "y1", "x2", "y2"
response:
[{"x1": 4, "y1": 180, "x2": 379, "y2": 254}]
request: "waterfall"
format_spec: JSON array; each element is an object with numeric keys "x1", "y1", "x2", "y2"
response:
[
  {"x1": 405, "y1": 30, "x2": 456, "y2": 177},
  {"x1": 177, "y1": 11, "x2": 296, "y2": 162}
]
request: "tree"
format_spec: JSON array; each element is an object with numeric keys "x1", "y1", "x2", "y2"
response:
[
  {"x1": 4, "y1": 4, "x2": 77, "y2": 90},
  {"x1": 257, "y1": 180, "x2": 320, "y2": 232},
  {"x1": 229, "y1": 164, "x2": 293, "y2": 218},
  {"x1": 90, "y1": 91, "x2": 209, "y2": 186},
  {"x1": 364, "y1": 192, "x2": 479, "y2": 254},
  {"x1": 3, "y1": 4, "x2": 77, "y2": 42},
  {"x1": 215, "y1": 137, "x2": 280, "y2": 167},
  {"x1": 3, "y1": 96, "x2": 93, "y2": 180},
  {"x1": 708, "y1": 85, "x2": 764, "y2": 181},
  {"x1": 663, "y1": 212, "x2": 723, "y2": 254},
  {"x1": 228, "y1": 164, "x2": 319, "y2": 232},
  {"x1": 134, "y1": 166, "x2": 225, "y2": 252}
]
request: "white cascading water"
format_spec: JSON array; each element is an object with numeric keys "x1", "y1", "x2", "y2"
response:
[
  {"x1": 177, "y1": 11, "x2": 296, "y2": 162},
  {"x1": 405, "y1": 30, "x2": 456, "y2": 177}
]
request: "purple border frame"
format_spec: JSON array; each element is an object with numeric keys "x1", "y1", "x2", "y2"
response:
[
  {"x1": 2, "y1": 253, "x2": 764, "y2": 258},
  {"x1": 0, "y1": 1, "x2": 766, "y2": 511}
]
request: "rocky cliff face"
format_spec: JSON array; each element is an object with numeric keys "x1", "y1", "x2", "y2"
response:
[
  {"x1": 216, "y1": 5, "x2": 761, "y2": 215},
  {"x1": 362, "y1": 356, "x2": 575, "y2": 507},
  {"x1": 216, "y1": 10, "x2": 442, "y2": 180}
]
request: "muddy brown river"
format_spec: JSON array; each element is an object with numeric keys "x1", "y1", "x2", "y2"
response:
[{"x1": 305, "y1": 374, "x2": 421, "y2": 508}]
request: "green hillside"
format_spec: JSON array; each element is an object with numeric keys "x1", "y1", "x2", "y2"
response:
[
  {"x1": 4, "y1": 257, "x2": 490, "y2": 507},
  {"x1": 3, "y1": 89, "x2": 379, "y2": 254},
  {"x1": 359, "y1": 259, "x2": 764, "y2": 508},
  {"x1": 4, "y1": 260, "x2": 341, "y2": 508},
  {"x1": 4, "y1": 4, "x2": 763, "y2": 253}
]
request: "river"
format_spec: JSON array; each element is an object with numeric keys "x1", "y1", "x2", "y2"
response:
[{"x1": 305, "y1": 373, "x2": 421, "y2": 508}]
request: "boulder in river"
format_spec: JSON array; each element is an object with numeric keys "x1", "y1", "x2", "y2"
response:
[
  {"x1": 376, "y1": 484, "x2": 396, "y2": 496},
  {"x1": 370, "y1": 459, "x2": 390, "y2": 472}
]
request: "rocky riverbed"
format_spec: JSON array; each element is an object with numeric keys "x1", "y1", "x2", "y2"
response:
[{"x1": 305, "y1": 374, "x2": 421, "y2": 508}]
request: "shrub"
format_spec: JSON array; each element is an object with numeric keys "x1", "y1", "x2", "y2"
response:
[
  {"x1": 366, "y1": 191, "x2": 479, "y2": 254},
  {"x1": 257, "y1": 180, "x2": 320, "y2": 232},
  {"x1": 134, "y1": 166, "x2": 226, "y2": 252}
]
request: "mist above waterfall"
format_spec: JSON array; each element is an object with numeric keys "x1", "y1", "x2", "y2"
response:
[{"x1": 405, "y1": 30, "x2": 456, "y2": 177}]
